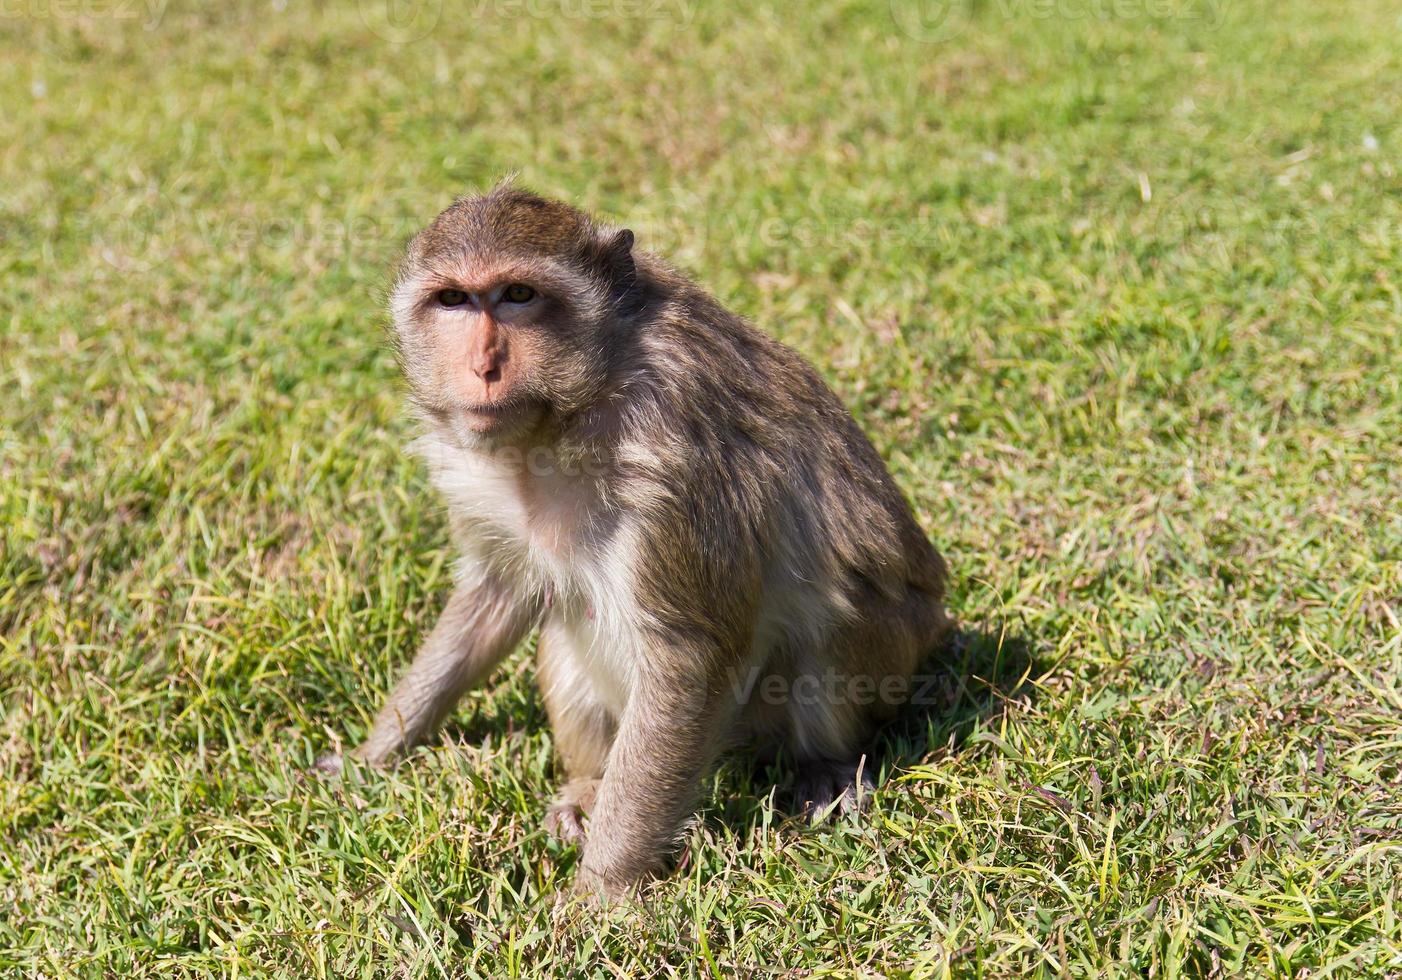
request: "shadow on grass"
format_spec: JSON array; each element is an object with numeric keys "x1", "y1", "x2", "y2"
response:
[
  {"x1": 876, "y1": 623, "x2": 1044, "y2": 774},
  {"x1": 708, "y1": 623, "x2": 1045, "y2": 828}
]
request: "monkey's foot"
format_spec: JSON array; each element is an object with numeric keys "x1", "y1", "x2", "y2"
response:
[
  {"x1": 793, "y1": 758, "x2": 877, "y2": 822},
  {"x1": 545, "y1": 778, "x2": 600, "y2": 844},
  {"x1": 545, "y1": 803, "x2": 587, "y2": 844}
]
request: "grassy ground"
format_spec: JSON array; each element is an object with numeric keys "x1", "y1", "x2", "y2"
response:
[{"x1": 2, "y1": 0, "x2": 1401, "y2": 975}]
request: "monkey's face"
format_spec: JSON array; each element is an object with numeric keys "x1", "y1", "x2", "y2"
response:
[{"x1": 391, "y1": 256, "x2": 615, "y2": 447}]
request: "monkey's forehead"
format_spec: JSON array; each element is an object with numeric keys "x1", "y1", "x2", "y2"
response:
[{"x1": 411, "y1": 191, "x2": 598, "y2": 264}]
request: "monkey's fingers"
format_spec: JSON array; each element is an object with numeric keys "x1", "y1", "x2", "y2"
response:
[{"x1": 310, "y1": 752, "x2": 344, "y2": 776}]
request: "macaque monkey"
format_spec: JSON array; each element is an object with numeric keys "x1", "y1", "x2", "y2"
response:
[{"x1": 317, "y1": 183, "x2": 951, "y2": 898}]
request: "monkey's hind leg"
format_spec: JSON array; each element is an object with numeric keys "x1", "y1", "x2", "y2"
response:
[
  {"x1": 537, "y1": 620, "x2": 616, "y2": 844},
  {"x1": 785, "y1": 584, "x2": 945, "y2": 820}
]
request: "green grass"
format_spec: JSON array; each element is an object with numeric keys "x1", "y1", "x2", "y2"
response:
[{"x1": 2, "y1": 0, "x2": 1401, "y2": 974}]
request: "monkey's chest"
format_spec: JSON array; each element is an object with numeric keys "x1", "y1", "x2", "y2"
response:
[
  {"x1": 522, "y1": 520, "x2": 645, "y2": 718},
  {"x1": 428, "y1": 447, "x2": 643, "y2": 710},
  {"x1": 433, "y1": 454, "x2": 608, "y2": 578},
  {"x1": 527, "y1": 529, "x2": 645, "y2": 718},
  {"x1": 542, "y1": 595, "x2": 638, "y2": 716}
]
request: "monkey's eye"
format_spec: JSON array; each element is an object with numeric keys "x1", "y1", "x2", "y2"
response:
[
  {"x1": 501, "y1": 283, "x2": 536, "y2": 304},
  {"x1": 436, "y1": 289, "x2": 470, "y2": 308}
]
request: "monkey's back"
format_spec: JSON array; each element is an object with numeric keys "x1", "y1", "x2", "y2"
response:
[{"x1": 611, "y1": 257, "x2": 949, "y2": 758}]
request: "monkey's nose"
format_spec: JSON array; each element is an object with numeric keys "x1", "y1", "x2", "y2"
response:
[
  {"x1": 468, "y1": 316, "x2": 505, "y2": 385},
  {"x1": 468, "y1": 345, "x2": 505, "y2": 385}
]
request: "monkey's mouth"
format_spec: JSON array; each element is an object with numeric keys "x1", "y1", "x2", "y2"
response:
[
  {"x1": 462, "y1": 401, "x2": 517, "y2": 417},
  {"x1": 454, "y1": 398, "x2": 545, "y2": 435}
]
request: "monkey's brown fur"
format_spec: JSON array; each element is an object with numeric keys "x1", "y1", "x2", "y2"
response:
[{"x1": 319, "y1": 183, "x2": 951, "y2": 898}]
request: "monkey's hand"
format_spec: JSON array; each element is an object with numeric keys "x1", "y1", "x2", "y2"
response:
[
  {"x1": 547, "y1": 874, "x2": 642, "y2": 923},
  {"x1": 567, "y1": 865, "x2": 643, "y2": 908},
  {"x1": 307, "y1": 749, "x2": 382, "y2": 776},
  {"x1": 310, "y1": 752, "x2": 344, "y2": 776},
  {"x1": 308, "y1": 745, "x2": 395, "y2": 777}
]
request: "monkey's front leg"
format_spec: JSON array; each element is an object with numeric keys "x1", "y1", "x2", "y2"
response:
[
  {"x1": 320, "y1": 570, "x2": 539, "y2": 770},
  {"x1": 575, "y1": 664, "x2": 735, "y2": 898}
]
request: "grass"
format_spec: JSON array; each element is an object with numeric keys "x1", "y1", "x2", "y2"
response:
[{"x1": 2, "y1": 0, "x2": 1401, "y2": 974}]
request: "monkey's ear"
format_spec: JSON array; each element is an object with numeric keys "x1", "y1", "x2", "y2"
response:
[
  {"x1": 600, "y1": 228, "x2": 638, "y2": 307},
  {"x1": 605, "y1": 228, "x2": 635, "y2": 266}
]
